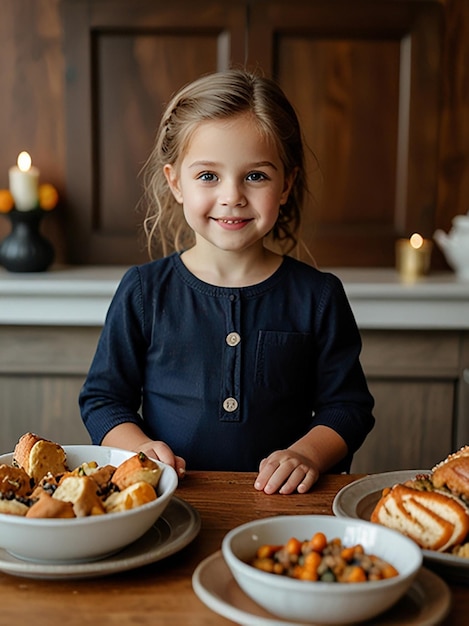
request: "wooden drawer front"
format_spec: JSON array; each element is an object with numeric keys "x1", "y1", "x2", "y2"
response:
[
  {"x1": 360, "y1": 330, "x2": 460, "y2": 377},
  {"x1": 0, "y1": 327, "x2": 101, "y2": 374}
]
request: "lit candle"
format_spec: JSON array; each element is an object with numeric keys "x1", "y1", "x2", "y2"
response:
[
  {"x1": 8, "y1": 151, "x2": 39, "y2": 211},
  {"x1": 396, "y1": 233, "x2": 433, "y2": 281}
]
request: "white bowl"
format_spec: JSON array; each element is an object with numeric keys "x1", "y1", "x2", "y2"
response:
[
  {"x1": 222, "y1": 515, "x2": 422, "y2": 625},
  {"x1": 0, "y1": 445, "x2": 178, "y2": 563}
]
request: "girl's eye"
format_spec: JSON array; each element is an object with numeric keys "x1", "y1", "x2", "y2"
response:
[
  {"x1": 198, "y1": 172, "x2": 218, "y2": 182},
  {"x1": 246, "y1": 171, "x2": 268, "y2": 182}
]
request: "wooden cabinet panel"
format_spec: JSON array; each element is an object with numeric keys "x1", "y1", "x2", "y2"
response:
[
  {"x1": 0, "y1": 326, "x2": 100, "y2": 453},
  {"x1": 0, "y1": 327, "x2": 99, "y2": 374},
  {"x1": 360, "y1": 330, "x2": 460, "y2": 376},
  {"x1": 62, "y1": 0, "x2": 247, "y2": 264},
  {"x1": 351, "y1": 379, "x2": 454, "y2": 473},
  {"x1": 352, "y1": 329, "x2": 464, "y2": 473},
  {"x1": 456, "y1": 334, "x2": 469, "y2": 449},
  {"x1": 0, "y1": 376, "x2": 91, "y2": 453},
  {"x1": 247, "y1": 0, "x2": 443, "y2": 267}
]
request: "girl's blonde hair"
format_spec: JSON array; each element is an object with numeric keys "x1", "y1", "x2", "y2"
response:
[{"x1": 141, "y1": 69, "x2": 307, "y2": 259}]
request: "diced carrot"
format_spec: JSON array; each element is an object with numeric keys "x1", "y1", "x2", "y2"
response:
[
  {"x1": 286, "y1": 537, "x2": 302, "y2": 555},
  {"x1": 340, "y1": 546, "x2": 356, "y2": 562},
  {"x1": 256, "y1": 544, "x2": 282, "y2": 559},
  {"x1": 309, "y1": 531, "x2": 328, "y2": 553},
  {"x1": 342, "y1": 566, "x2": 367, "y2": 583},
  {"x1": 381, "y1": 564, "x2": 399, "y2": 579},
  {"x1": 303, "y1": 551, "x2": 322, "y2": 573}
]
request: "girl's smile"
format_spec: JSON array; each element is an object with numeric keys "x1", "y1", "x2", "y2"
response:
[{"x1": 212, "y1": 216, "x2": 253, "y2": 229}]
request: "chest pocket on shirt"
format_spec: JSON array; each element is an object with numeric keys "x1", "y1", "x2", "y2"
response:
[{"x1": 255, "y1": 331, "x2": 313, "y2": 393}]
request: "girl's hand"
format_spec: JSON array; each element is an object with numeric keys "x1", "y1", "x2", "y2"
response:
[
  {"x1": 254, "y1": 449, "x2": 320, "y2": 495},
  {"x1": 134, "y1": 440, "x2": 186, "y2": 479}
]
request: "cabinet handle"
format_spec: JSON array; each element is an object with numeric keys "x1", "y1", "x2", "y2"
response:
[{"x1": 464, "y1": 369, "x2": 469, "y2": 384}]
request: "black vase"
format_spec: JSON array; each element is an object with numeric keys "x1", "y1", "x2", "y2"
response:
[{"x1": 0, "y1": 209, "x2": 54, "y2": 272}]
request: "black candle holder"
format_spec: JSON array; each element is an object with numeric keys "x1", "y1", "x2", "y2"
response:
[{"x1": 0, "y1": 208, "x2": 54, "y2": 272}]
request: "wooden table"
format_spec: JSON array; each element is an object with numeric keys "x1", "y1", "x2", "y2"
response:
[{"x1": 0, "y1": 472, "x2": 466, "y2": 625}]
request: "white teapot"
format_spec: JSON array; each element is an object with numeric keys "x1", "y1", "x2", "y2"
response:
[{"x1": 434, "y1": 211, "x2": 469, "y2": 280}]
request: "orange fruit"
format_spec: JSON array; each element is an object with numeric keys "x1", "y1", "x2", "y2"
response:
[
  {"x1": 38, "y1": 183, "x2": 59, "y2": 211},
  {"x1": 0, "y1": 189, "x2": 14, "y2": 213}
]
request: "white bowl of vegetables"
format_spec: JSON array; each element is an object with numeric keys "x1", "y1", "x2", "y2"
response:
[{"x1": 222, "y1": 514, "x2": 422, "y2": 624}]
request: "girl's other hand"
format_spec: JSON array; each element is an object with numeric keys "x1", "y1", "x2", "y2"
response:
[
  {"x1": 134, "y1": 440, "x2": 186, "y2": 479},
  {"x1": 254, "y1": 449, "x2": 319, "y2": 495}
]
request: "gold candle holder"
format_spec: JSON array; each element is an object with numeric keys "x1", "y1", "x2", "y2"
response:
[{"x1": 396, "y1": 233, "x2": 433, "y2": 282}]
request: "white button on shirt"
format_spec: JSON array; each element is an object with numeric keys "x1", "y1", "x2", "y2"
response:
[
  {"x1": 223, "y1": 397, "x2": 239, "y2": 412},
  {"x1": 226, "y1": 332, "x2": 241, "y2": 346}
]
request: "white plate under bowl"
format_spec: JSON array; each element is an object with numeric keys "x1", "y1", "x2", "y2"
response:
[
  {"x1": 333, "y1": 470, "x2": 469, "y2": 582},
  {"x1": 0, "y1": 496, "x2": 200, "y2": 580},
  {"x1": 193, "y1": 551, "x2": 450, "y2": 626}
]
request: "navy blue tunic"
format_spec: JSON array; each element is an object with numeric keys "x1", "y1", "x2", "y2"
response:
[{"x1": 79, "y1": 253, "x2": 374, "y2": 471}]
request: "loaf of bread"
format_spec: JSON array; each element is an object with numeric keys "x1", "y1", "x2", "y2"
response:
[
  {"x1": 13, "y1": 433, "x2": 68, "y2": 484},
  {"x1": 111, "y1": 451, "x2": 162, "y2": 491},
  {"x1": 53, "y1": 475, "x2": 106, "y2": 517},
  {"x1": 370, "y1": 484, "x2": 469, "y2": 552},
  {"x1": 104, "y1": 480, "x2": 157, "y2": 513}
]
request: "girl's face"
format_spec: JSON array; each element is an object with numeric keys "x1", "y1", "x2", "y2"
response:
[{"x1": 164, "y1": 113, "x2": 294, "y2": 255}]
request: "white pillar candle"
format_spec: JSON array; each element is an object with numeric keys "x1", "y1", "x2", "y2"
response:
[{"x1": 9, "y1": 151, "x2": 39, "y2": 211}]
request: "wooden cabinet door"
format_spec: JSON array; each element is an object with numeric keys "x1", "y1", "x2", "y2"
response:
[
  {"x1": 351, "y1": 379, "x2": 454, "y2": 473},
  {"x1": 247, "y1": 0, "x2": 444, "y2": 268},
  {"x1": 0, "y1": 326, "x2": 100, "y2": 452},
  {"x1": 351, "y1": 330, "x2": 459, "y2": 473},
  {"x1": 62, "y1": 0, "x2": 247, "y2": 265}
]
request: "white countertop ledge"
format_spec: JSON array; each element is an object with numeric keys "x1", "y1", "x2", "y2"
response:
[{"x1": 1, "y1": 265, "x2": 469, "y2": 329}]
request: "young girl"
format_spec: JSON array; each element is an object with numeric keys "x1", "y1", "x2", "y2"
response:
[{"x1": 79, "y1": 69, "x2": 375, "y2": 495}]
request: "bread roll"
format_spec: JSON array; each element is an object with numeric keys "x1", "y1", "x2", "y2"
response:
[
  {"x1": 26, "y1": 492, "x2": 76, "y2": 519},
  {"x1": 371, "y1": 484, "x2": 469, "y2": 552},
  {"x1": 104, "y1": 481, "x2": 157, "y2": 513},
  {"x1": 111, "y1": 452, "x2": 162, "y2": 491},
  {"x1": 0, "y1": 464, "x2": 33, "y2": 498},
  {"x1": 13, "y1": 433, "x2": 68, "y2": 484},
  {"x1": 71, "y1": 462, "x2": 116, "y2": 494},
  {"x1": 53, "y1": 475, "x2": 105, "y2": 517},
  {"x1": 432, "y1": 454, "x2": 469, "y2": 500},
  {"x1": 0, "y1": 498, "x2": 29, "y2": 516}
]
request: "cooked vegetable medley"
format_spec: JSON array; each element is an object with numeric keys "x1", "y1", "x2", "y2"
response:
[{"x1": 249, "y1": 532, "x2": 399, "y2": 582}]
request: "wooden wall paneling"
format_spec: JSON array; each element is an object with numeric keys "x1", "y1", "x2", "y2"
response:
[
  {"x1": 0, "y1": 0, "x2": 66, "y2": 260},
  {"x1": 1, "y1": 0, "x2": 468, "y2": 268},
  {"x1": 247, "y1": 0, "x2": 444, "y2": 268},
  {"x1": 61, "y1": 0, "x2": 247, "y2": 265},
  {"x1": 435, "y1": 0, "x2": 469, "y2": 272}
]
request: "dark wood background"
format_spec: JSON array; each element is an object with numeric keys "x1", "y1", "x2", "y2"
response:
[{"x1": 0, "y1": 0, "x2": 467, "y2": 269}]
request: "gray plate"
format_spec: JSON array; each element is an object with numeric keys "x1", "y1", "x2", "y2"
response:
[
  {"x1": 333, "y1": 470, "x2": 469, "y2": 582},
  {"x1": 0, "y1": 496, "x2": 200, "y2": 580},
  {"x1": 193, "y1": 551, "x2": 450, "y2": 626}
]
